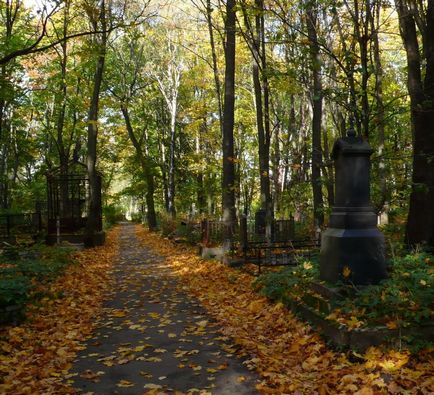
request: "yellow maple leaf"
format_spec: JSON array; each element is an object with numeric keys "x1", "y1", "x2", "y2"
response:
[
  {"x1": 342, "y1": 266, "x2": 351, "y2": 278},
  {"x1": 116, "y1": 380, "x2": 134, "y2": 388},
  {"x1": 248, "y1": 299, "x2": 265, "y2": 314},
  {"x1": 111, "y1": 310, "x2": 127, "y2": 317},
  {"x1": 386, "y1": 321, "x2": 398, "y2": 329}
]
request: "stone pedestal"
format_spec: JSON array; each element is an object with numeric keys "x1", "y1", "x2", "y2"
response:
[{"x1": 320, "y1": 129, "x2": 387, "y2": 285}]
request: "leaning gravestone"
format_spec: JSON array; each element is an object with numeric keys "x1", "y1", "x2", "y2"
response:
[{"x1": 320, "y1": 128, "x2": 387, "y2": 285}]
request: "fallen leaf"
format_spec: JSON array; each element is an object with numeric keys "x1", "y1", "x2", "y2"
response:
[
  {"x1": 143, "y1": 383, "x2": 162, "y2": 389},
  {"x1": 116, "y1": 380, "x2": 134, "y2": 388}
]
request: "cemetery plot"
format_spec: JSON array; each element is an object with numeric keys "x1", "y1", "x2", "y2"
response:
[{"x1": 0, "y1": 213, "x2": 44, "y2": 243}]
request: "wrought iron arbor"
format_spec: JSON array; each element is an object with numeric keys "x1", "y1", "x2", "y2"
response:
[{"x1": 46, "y1": 162, "x2": 103, "y2": 243}]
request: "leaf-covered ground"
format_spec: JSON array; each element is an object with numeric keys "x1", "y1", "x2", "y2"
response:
[
  {"x1": 0, "y1": 227, "x2": 119, "y2": 394},
  {"x1": 69, "y1": 223, "x2": 258, "y2": 394},
  {"x1": 1, "y1": 223, "x2": 432, "y2": 394},
  {"x1": 135, "y1": 226, "x2": 434, "y2": 394}
]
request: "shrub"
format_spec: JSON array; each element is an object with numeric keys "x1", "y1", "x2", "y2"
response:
[
  {"x1": 0, "y1": 244, "x2": 74, "y2": 323},
  {"x1": 130, "y1": 212, "x2": 143, "y2": 223},
  {"x1": 255, "y1": 252, "x2": 433, "y2": 331},
  {"x1": 254, "y1": 256, "x2": 319, "y2": 302},
  {"x1": 176, "y1": 221, "x2": 201, "y2": 244},
  {"x1": 103, "y1": 204, "x2": 124, "y2": 228},
  {"x1": 159, "y1": 213, "x2": 177, "y2": 237},
  {"x1": 335, "y1": 252, "x2": 434, "y2": 328}
]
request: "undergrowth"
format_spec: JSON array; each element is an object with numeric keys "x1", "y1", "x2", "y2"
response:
[
  {"x1": 0, "y1": 243, "x2": 74, "y2": 322},
  {"x1": 255, "y1": 252, "x2": 433, "y2": 349}
]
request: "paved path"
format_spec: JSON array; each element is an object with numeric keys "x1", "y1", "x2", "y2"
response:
[{"x1": 70, "y1": 223, "x2": 259, "y2": 394}]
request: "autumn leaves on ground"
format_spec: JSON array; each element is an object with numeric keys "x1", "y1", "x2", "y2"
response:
[
  {"x1": 1, "y1": 225, "x2": 433, "y2": 394},
  {"x1": 0, "y1": 228, "x2": 119, "y2": 394}
]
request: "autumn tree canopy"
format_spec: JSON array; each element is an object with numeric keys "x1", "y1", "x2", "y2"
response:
[{"x1": 0, "y1": 0, "x2": 433, "y2": 249}]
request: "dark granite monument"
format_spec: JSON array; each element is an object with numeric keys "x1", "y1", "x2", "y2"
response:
[{"x1": 320, "y1": 128, "x2": 387, "y2": 285}]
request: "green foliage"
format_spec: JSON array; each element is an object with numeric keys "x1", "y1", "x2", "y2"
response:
[
  {"x1": 380, "y1": 221, "x2": 408, "y2": 256},
  {"x1": 255, "y1": 252, "x2": 433, "y2": 333},
  {"x1": 175, "y1": 221, "x2": 202, "y2": 244},
  {"x1": 159, "y1": 213, "x2": 177, "y2": 237},
  {"x1": 103, "y1": 204, "x2": 125, "y2": 228},
  {"x1": 130, "y1": 212, "x2": 143, "y2": 223},
  {"x1": 0, "y1": 244, "x2": 75, "y2": 322},
  {"x1": 1, "y1": 244, "x2": 20, "y2": 261},
  {"x1": 336, "y1": 253, "x2": 434, "y2": 327},
  {"x1": 0, "y1": 276, "x2": 30, "y2": 308},
  {"x1": 254, "y1": 257, "x2": 319, "y2": 301}
]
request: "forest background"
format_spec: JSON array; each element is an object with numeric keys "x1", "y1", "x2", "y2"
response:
[{"x1": 0, "y1": 0, "x2": 433, "y2": 249}]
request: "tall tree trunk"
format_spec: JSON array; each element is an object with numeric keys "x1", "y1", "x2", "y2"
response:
[
  {"x1": 157, "y1": 102, "x2": 170, "y2": 212},
  {"x1": 0, "y1": 1, "x2": 18, "y2": 210},
  {"x1": 259, "y1": 0, "x2": 273, "y2": 228},
  {"x1": 56, "y1": 4, "x2": 71, "y2": 221},
  {"x1": 396, "y1": 0, "x2": 434, "y2": 249},
  {"x1": 168, "y1": 99, "x2": 176, "y2": 218},
  {"x1": 353, "y1": 0, "x2": 372, "y2": 139},
  {"x1": 306, "y1": 2, "x2": 324, "y2": 227},
  {"x1": 254, "y1": 0, "x2": 272, "y2": 225},
  {"x1": 121, "y1": 105, "x2": 157, "y2": 230},
  {"x1": 282, "y1": 94, "x2": 296, "y2": 193},
  {"x1": 206, "y1": 0, "x2": 223, "y2": 134},
  {"x1": 85, "y1": 0, "x2": 107, "y2": 247},
  {"x1": 155, "y1": 35, "x2": 181, "y2": 219},
  {"x1": 241, "y1": 0, "x2": 272, "y2": 227},
  {"x1": 253, "y1": 61, "x2": 270, "y2": 210},
  {"x1": 196, "y1": 119, "x2": 207, "y2": 213},
  {"x1": 372, "y1": 1, "x2": 387, "y2": 215},
  {"x1": 0, "y1": 63, "x2": 9, "y2": 210},
  {"x1": 322, "y1": 126, "x2": 334, "y2": 207},
  {"x1": 222, "y1": 0, "x2": 237, "y2": 231},
  {"x1": 272, "y1": 121, "x2": 281, "y2": 215},
  {"x1": 56, "y1": 1, "x2": 70, "y2": 171}
]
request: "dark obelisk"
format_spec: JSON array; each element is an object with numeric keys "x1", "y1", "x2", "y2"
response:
[{"x1": 320, "y1": 128, "x2": 387, "y2": 285}]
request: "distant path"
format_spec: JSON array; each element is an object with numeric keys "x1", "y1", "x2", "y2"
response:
[{"x1": 70, "y1": 223, "x2": 259, "y2": 394}]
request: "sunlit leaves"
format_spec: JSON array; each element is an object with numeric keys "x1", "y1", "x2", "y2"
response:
[
  {"x1": 137, "y1": 226, "x2": 434, "y2": 393},
  {"x1": 0, "y1": 227, "x2": 120, "y2": 394}
]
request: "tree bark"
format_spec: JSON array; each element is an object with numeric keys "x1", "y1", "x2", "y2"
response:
[
  {"x1": 240, "y1": 0, "x2": 272, "y2": 228},
  {"x1": 322, "y1": 126, "x2": 334, "y2": 207},
  {"x1": 85, "y1": 0, "x2": 108, "y2": 247},
  {"x1": 206, "y1": 0, "x2": 223, "y2": 134},
  {"x1": 272, "y1": 120, "x2": 281, "y2": 215},
  {"x1": 396, "y1": 0, "x2": 434, "y2": 249},
  {"x1": 155, "y1": 34, "x2": 181, "y2": 219},
  {"x1": 55, "y1": 1, "x2": 71, "y2": 171},
  {"x1": 121, "y1": 105, "x2": 157, "y2": 230},
  {"x1": 222, "y1": 0, "x2": 237, "y2": 232},
  {"x1": 306, "y1": 2, "x2": 324, "y2": 227},
  {"x1": 168, "y1": 98, "x2": 177, "y2": 218},
  {"x1": 372, "y1": 1, "x2": 388, "y2": 214},
  {"x1": 0, "y1": 0, "x2": 19, "y2": 209},
  {"x1": 196, "y1": 119, "x2": 207, "y2": 213},
  {"x1": 254, "y1": 0, "x2": 272, "y2": 224}
]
